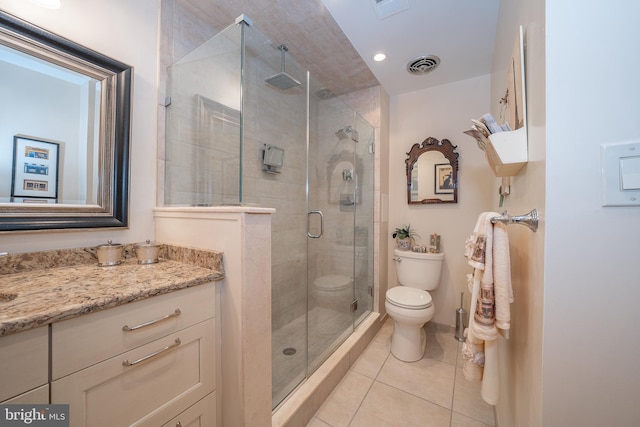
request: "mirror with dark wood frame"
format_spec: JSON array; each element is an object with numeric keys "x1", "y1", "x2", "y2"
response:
[
  {"x1": 406, "y1": 137, "x2": 459, "y2": 204},
  {"x1": 0, "y1": 11, "x2": 132, "y2": 232}
]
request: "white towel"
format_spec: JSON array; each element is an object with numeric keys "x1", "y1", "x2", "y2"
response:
[
  {"x1": 466, "y1": 212, "x2": 499, "y2": 341},
  {"x1": 462, "y1": 271, "x2": 485, "y2": 382},
  {"x1": 481, "y1": 339, "x2": 499, "y2": 405},
  {"x1": 493, "y1": 222, "x2": 513, "y2": 336},
  {"x1": 461, "y1": 212, "x2": 514, "y2": 405}
]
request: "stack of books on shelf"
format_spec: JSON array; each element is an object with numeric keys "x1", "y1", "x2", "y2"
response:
[{"x1": 463, "y1": 113, "x2": 511, "y2": 152}]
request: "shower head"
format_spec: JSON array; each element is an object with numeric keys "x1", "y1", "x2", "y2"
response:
[
  {"x1": 315, "y1": 87, "x2": 335, "y2": 100},
  {"x1": 335, "y1": 126, "x2": 351, "y2": 140},
  {"x1": 266, "y1": 72, "x2": 301, "y2": 90},
  {"x1": 336, "y1": 125, "x2": 358, "y2": 142},
  {"x1": 265, "y1": 44, "x2": 301, "y2": 90}
]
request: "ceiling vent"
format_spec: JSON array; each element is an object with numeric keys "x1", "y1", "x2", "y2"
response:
[
  {"x1": 371, "y1": 0, "x2": 409, "y2": 20},
  {"x1": 406, "y1": 55, "x2": 441, "y2": 75}
]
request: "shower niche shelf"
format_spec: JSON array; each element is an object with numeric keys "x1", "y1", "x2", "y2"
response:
[{"x1": 262, "y1": 144, "x2": 284, "y2": 174}]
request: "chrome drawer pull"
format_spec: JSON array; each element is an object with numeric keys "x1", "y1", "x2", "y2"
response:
[
  {"x1": 122, "y1": 338, "x2": 181, "y2": 367},
  {"x1": 122, "y1": 309, "x2": 181, "y2": 332}
]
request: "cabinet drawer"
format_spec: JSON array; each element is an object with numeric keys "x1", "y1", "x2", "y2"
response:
[
  {"x1": 1, "y1": 385, "x2": 49, "y2": 404},
  {"x1": 0, "y1": 326, "x2": 48, "y2": 402},
  {"x1": 52, "y1": 283, "x2": 215, "y2": 380},
  {"x1": 162, "y1": 391, "x2": 216, "y2": 427},
  {"x1": 52, "y1": 318, "x2": 215, "y2": 427}
]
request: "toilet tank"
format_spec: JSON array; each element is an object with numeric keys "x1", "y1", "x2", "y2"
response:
[{"x1": 393, "y1": 248, "x2": 444, "y2": 290}]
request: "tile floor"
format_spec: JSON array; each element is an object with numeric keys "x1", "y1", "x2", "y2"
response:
[{"x1": 306, "y1": 319, "x2": 495, "y2": 427}]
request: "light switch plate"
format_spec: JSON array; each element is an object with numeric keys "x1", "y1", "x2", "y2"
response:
[
  {"x1": 620, "y1": 156, "x2": 640, "y2": 190},
  {"x1": 601, "y1": 141, "x2": 640, "y2": 206}
]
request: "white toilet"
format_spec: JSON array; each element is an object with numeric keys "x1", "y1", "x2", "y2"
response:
[
  {"x1": 312, "y1": 274, "x2": 353, "y2": 334},
  {"x1": 313, "y1": 274, "x2": 353, "y2": 312},
  {"x1": 386, "y1": 248, "x2": 444, "y2": 362}
]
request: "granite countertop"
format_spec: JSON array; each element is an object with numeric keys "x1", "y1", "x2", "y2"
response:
[{"x1": 0, "y1": 244, "x2": 224, "y2": 337}]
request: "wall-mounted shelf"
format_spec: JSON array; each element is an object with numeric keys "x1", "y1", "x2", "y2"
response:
[
  {"x1": 484, "y1": 127, "x2": 527, "y2": 177},
  {"x1": 465, "y1": 25, "x2": 527, "y2": 179}
]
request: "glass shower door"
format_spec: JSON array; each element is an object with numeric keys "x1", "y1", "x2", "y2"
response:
[
  {"x1": 353, "y1": 112, "x2": 375, "y2": 327},
  {"x1": 306, "y1": 91, "x2": 358, "y2": 373}
]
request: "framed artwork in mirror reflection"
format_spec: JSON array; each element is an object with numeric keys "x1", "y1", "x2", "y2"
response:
[
  {"x1": 435, "y1": 163, "x2": 454, "y2": 194},
  {"x1": 11, "y1": 135, "x2": 60, "y2": 200}
]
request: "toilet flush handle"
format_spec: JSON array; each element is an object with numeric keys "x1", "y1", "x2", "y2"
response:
[{"x1": 393, "y1": 257, "x2": 402, "y2": 263}]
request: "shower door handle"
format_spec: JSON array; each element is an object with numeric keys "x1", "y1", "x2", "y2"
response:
[{"x1": 307, "y1": 210, "x2": 323, "y2": 238}]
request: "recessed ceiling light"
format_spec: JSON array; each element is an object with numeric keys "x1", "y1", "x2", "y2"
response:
[
  {"x1": 373, "y1": 53, "x2": 386, "y2": 62},
  {"x1": 28, "y1": 0, "x2": 61, "y2": 9}
]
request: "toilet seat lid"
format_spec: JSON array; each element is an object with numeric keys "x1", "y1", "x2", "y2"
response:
[
  {"x1": 314, "y1": 275, "x2": 352, "y2": 290},
  {"x1": 386, "y1": 287, "x2": 432, "y2": 310}
]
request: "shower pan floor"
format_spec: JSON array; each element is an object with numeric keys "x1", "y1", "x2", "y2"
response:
[{"x1": 272, "y1": 306, "x2": 353, "y2": 407}]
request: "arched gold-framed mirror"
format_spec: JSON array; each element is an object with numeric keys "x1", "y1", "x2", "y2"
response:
[{"x1": 406, "y1": 137, "x2": 459, "y2": 204}]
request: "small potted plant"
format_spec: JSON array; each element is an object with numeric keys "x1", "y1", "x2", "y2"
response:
[{"x1": 392, "y1": 224, "x2": 419, "y2": 250}]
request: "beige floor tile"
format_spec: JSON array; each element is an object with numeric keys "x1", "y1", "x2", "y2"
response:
[
  {"x1": 456, "y1": 340, "x2": 465, "y2": 366},
  {"x1": 376, "y1": 354, "x2": 456, "y2": 409},
  {"x1": 306, "y1": 416, "x2": 332, "y2": 427},
  {"x1": 314, "y1": 370, "x2": 373, "y2": 427},
  {"x1": 351, "y1": 338, "x2": 391, "y2": 379},
  {"x1": 424, "y1": 331, "x2": 460, "y2": 366},
  {"x1": 308, "y1": 318, "x2": 498, "y2": 427},
  {"x1": 350, "y1": 381, "x2": 450, "y2": 427},
  {"x1": 452, "y1": 365, "x2": 495, "y2": 425},
  {"x1": 451, "y1": 411, "x2": 494, "y2": 427}
]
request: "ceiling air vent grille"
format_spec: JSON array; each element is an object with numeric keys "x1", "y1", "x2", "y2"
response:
[
  {"x1": 407, "y1": 55, "x2": 441, "y2": 75},
  {"x1": 371, "y1": 0, "x2": 409, "y2": 20}
]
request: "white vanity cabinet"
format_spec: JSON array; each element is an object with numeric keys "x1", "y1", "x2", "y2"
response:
[
  {"x1": 1, "y1": 385, "x2": 49, "y2": 404},
  {"x1": 0, "y1": 326, "x2": 48, "y2": 404},
  {"x1": 51, "y1": 284, "x2": 217, "y2": 427},
  {"x1": 162, "y1": 391, "x2": 216, "y2": 427}
]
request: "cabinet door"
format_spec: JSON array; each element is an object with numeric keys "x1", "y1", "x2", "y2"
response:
[
  {"x1": 52, "y1": 319, "x2": 215, "y2": 427},
  {"x1": 162, "y1": 392, "x2": 216, "y2": 427},
  {"x1": 1, "y1": 385, "x2": 49, "y2": 404},
  {"x1": 0, "y1": 326, "x2": 48, "y2": 402}
]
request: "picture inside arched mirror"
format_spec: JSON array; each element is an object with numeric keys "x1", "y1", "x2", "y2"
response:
[{"x1": 405, "y1": 137, "x2": 459, "y2": 204}]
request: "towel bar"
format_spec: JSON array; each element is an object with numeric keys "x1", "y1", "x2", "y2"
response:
[{"x1": 491, "y1": 209, "x2": 538, "y2": 232}]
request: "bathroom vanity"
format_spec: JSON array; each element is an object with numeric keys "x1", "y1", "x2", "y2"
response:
[
  {"x1": 0, "y1": 326, "x2": 48, "y2": 404},
  {"x1": 0, "y1": 245, "x2": 224, "y2": 427}
]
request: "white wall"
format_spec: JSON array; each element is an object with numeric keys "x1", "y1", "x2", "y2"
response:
[
  {"x1": 543, "y1": 1, "x2": 640, "y2": 425},
  {"x1": 491, "y1": 1, "x2": 546, "y2": 425},
  {"x1": 0, "y1": 0, "x2": 159, "y2": 252},
  {"x1": 0, "y1": 64, "x2": 85, "y2": 203},
  {"x1": 389, "y1": 75, "x2": 493, "y2": 326}
]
